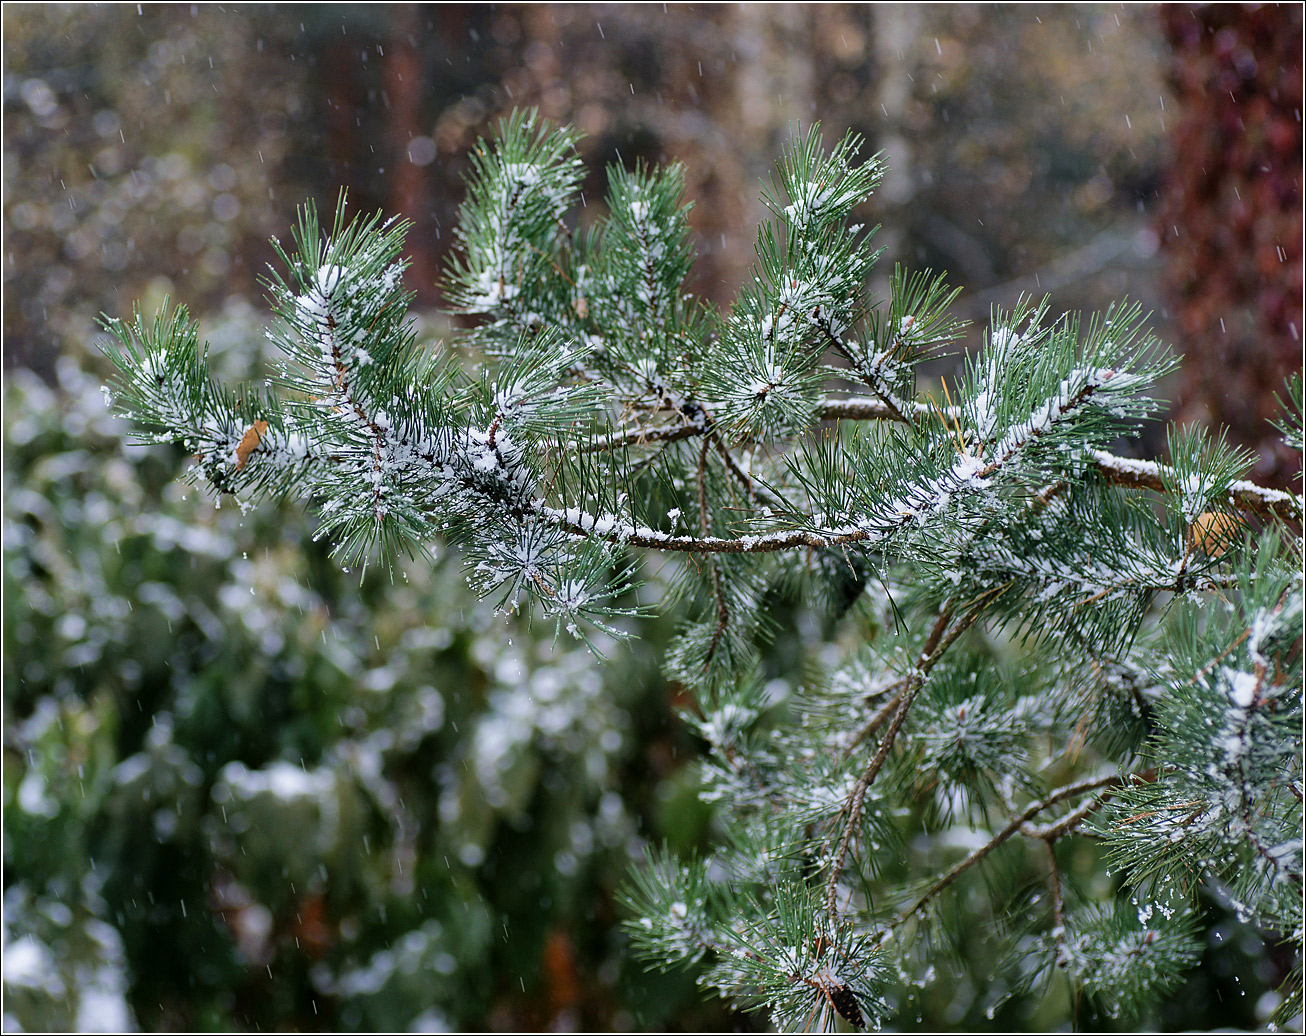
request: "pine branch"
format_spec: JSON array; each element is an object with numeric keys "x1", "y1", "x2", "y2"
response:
[
  {"x1": 875, "y1": 774, "x2": 1125, "y2": 943},
  {"x1": 575, "y1": 402, "x2": 1299, "y2": 521},
  {"x1": 1043, "y1": 839, "x2": 1070, "y2": 967},
  {"x1": 1088, "y1": 448, "x2": 1302, "y2": 522},
  {"x1": 825, "y1": 598, "x2": 991, "y2": 919},
  {"x1": 101, "y1": 111, "x2": 1303, "y2": 1030}
]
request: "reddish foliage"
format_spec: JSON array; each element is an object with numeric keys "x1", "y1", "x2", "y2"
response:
[{"x1": 1159, "y1": 5, "x2": 1304, "y2": 488}]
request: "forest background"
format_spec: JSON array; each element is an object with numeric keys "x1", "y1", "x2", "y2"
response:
[{"x1": 3, "y1": 4, "x2": 1301, "y2": 1031}]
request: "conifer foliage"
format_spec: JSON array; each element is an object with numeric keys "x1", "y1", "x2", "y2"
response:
[{"x1": 103, "y1": 111, "x2": 1302, "y2": 1030}]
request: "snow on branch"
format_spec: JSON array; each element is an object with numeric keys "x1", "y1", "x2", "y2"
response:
[{"x1": 101, "y1": 110, "x2": 1303, "y2": 1032}]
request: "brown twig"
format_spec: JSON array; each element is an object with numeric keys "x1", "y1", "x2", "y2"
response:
[
  {"x1": 570, "y1": 399, "x2": 1300, "y2": 522},
  {"x1": 825, "y1": 601, "x2": 991, "y2": 919},
  {"x1": 840, "y1": 687, "x2": 905, "y2": 763},
  {"x1": 1043, "y1": 839, "x2": 1068, "y2": 967},
  {"x1": 1087, "y1": 449, "x2": 1301, "y2": 523},
  {"x1": 874, "y1": 774, "x2": 1124, "y2": 942},
  {"x1": 698, "y1": 436, "x2": 730, "y2": 669}
]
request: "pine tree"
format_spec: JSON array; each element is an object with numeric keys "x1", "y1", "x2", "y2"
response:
[{"x1": 102, "y1": 110, "x2": 1303, "y2": 1031}]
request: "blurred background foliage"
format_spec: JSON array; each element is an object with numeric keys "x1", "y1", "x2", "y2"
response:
[{"x1": 3, "y1": 3, "x2": 1299, "y2": 1031}]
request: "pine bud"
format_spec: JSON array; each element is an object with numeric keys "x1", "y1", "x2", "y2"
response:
[
  {"x1": 1188, "y1": 511, "x2": 1239, "y2": 557},
  {"x1": 235, "y1": 420, "x2": 269, "y2": 471}
]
